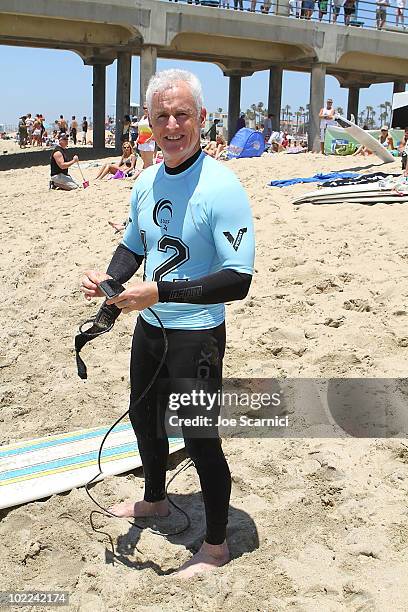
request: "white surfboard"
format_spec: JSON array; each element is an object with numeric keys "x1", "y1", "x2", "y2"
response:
[
  {"x1": 293, "y1": 180, "x2": 408, "y2": 204},
  {"x1": 295, "y1": 194, "x2": 408, "y2": 205},
  {"x1": 0, "y1": 423, "x2": 185, "y2": 510},
  {"x1": 293, "y1": 182, "x2": 387, "y2": 203},
  {"x1": 335, "y1": 115, "x2": 395, "y2": 163}
]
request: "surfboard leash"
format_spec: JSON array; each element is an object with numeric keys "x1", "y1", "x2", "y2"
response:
[{"x1": 76, "y1": 306, "x2": 193, "y2": 561}]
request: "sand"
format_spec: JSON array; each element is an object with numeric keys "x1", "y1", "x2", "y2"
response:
[{"x1": 1, "y1": 150, "x2": 408, "y2": 611}]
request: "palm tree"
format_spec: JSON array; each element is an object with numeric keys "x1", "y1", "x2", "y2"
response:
[
  {"x1": 283, "y1": 104, "x2": 291, "y2": 129},
  {"x1": 358, "y1": 111, "x2": 365, "y2": 126},
  {"x1": 251, "y1": 103, "x2": 258, "y2": 125},
  {"x1": 368, "y1": 110, "x2": 376, "y2": 129},
  {"x1": 287, "y1": 110, "x2": 293, "y2": 132},
  {"x1": 305, "y1": 103, "x2": 310, "y2": 127},
  {"x1": 297, "y1": 106, "x2": 305, "y2": 133},
  {"x1": 365, "y1": 105, "x2": 374, "y2": 124},
  {"x1": 217, "y1": 107, "x2": 223, "y2": 114},
  {"x1": 379, "y1": 110, "x2": 387, "y2": 126},
  {"x1": 336, "y1": 106, "x2": 344, "y2": 116},
  {"x1": 384, "y1": 100, "x2": 392, "y2": 124},
  {"x1": 257, "y1": 102, "x2": 265, "y2": 125}
]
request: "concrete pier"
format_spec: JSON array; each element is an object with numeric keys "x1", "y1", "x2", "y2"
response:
[
  {"x1": 115, "y1": 52, "x2": 131, "y2": 152},
  {"x1": 268, "y1": 67, "x2": 283, "y2": 132},
  {"x1": 308, "y1": 63, "x2": 326, "y2": 153},
  {"x1": 347, "y1": 86, "x2": 360, "y2": 122},
  {"x1": 92, "y1": 64, "x2": 106, "y2": 148},
  {"x1": 140, "y1": 45, "x2": 157, "y2": 106},
  {"x1": 227, "y1": 74, "x2": 242, "y2": 143}
]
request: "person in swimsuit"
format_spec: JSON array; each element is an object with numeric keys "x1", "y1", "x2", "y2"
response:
[
  {"x1": 137, "y1": 106, "x2": 156, "y2": 169},
  {"x1": 94, "y1": 142, "x2": 138, "y2": 180}
]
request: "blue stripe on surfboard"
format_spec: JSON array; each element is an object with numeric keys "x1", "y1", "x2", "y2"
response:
[
  {"x1": 0, "y1": 438, "x2": 184, "y2": 482},
  {"x1": 0, "y1": 423, "x2": 133, "y2": 459}
]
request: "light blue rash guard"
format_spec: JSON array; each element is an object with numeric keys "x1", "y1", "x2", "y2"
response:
[{"x1": 122, "y1": 151, "x2": 255, "y2": 329}]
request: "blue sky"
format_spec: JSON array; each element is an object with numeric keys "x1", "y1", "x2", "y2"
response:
[{"x1": 1, "y1": 45, "x2": 398, "y2": 126}]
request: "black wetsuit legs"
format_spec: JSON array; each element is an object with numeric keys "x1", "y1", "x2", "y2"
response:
[{"x1": 129, "y1": 316, "x2": 230, "y2": 545}]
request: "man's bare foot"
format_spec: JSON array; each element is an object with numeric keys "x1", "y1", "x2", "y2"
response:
[
  {"x1": 108, "y1": 498, "x2": 169, "y2": 518},
  {"x1": 173, "y1": 541, "x2": 230, "y2": 579}
]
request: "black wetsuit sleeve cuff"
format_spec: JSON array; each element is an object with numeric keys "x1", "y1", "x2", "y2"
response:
[
  {"x1": 157, "y1": 269, "x2": 252, "y2": 304},
  {"x1": 106, "y1": 243, "x2": 144, "y2": 283}
]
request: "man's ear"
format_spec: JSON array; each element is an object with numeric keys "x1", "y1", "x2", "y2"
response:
[{"x1": 200, "y1": 107, "x2": 207, "y2": 127}]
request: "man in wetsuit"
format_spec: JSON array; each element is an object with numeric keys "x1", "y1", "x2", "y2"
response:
[{"x1": 80, "y1": 69, "x2": 255, "y2": 578}]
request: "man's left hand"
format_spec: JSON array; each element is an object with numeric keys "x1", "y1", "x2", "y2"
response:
[{"x1": 106, "y1": 281, "x2": 159, "y2": 313}]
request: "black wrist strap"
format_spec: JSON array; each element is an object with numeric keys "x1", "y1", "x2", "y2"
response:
[{"x1": 75, "y1": 301, "x2": 121, "y2": 379}]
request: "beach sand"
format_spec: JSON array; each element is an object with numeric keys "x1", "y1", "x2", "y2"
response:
[{"x1": 1, "y1": 151, "x2": 408, "y2": 610}]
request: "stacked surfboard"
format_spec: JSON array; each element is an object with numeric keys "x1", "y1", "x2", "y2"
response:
[{"x1": 293, "y1": 180, "x2": 408, "y2": 205}]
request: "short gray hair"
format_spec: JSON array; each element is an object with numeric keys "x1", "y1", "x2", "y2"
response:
[{"x1": 145, "y1": 69, "x2": 203, "y2": 116}]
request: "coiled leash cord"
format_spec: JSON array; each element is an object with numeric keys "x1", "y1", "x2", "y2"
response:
[{"x1": 74, "y1": 303, "x2": 193, "y2": 560}]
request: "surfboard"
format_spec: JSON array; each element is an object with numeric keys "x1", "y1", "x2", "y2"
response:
[
  {"x1": 293, "y1": 180, "x2": 408, "y2": 205},
  {"x1": 295, "y1": 193, "x2": 408, "y2": 204},
  {"x1": 293, "y1": 182, "x2": 387, "y2": 203},
  {"x1": 0, "y1": 423, "x2": 185, "y2": 510},
  {"x1": 335, "y1": 115, "x2": 395, "y2": 163},
  {"x1": 299, "y1": 197, "x2": 408, "y2": 205}
]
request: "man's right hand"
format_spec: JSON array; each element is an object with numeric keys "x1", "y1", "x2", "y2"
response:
[
  {"x1": 72, "y1": 155, "x2": 79, "y2": 163},
  {"x1": 80, "y1": 270, "x2": 112, "y2": 301}
]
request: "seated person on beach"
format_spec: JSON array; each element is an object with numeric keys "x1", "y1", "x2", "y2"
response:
[
  {"x1": 203, "y1": 133, "x2": 226, "y2": 160},
  {"x1": 269, "y1": 141, "x2": 285, "y2": 153},
  {"x1": 95, "y1": 142, "x2": 138, "y2": 180},
  {"x1": 378, "y1": 125, "x2": 394, "y2": 150},
  {"x1": 50, "y1": 133, "x2": 80, "y2": 190}
]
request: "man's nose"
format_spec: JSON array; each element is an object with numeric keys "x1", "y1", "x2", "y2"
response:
[{"x1": 167, "y1": 115, "x2": 179, "y2": 128}]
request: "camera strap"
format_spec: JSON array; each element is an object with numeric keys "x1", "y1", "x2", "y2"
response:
[{"x1": 75, "y1": 302, "x2": 121, "y2": 379}]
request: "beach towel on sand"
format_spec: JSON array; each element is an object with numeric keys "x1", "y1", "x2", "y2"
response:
[{"x1": 269, "y1": 172, "x2": 360, "y2": 188}]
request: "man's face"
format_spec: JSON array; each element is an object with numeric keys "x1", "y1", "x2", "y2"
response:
[
  {"x1": 59, "y1": 139, "x2": 68, "y2": 149},
  {"x1": 327, "y1": 100, "x2": 333, "y2": 107},
  {"x1": 150, "y1": 82, "x2": 206, "y2": 168}
]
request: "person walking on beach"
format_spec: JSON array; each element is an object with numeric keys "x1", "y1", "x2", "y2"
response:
[
  {"x1": 205, "y1": 118, "x2": 220, "y2": 142},
  {"x1": 50, "y1": 133, "x2": 80, "y2": 190},
  {"x1": 82, "y1": 116, "x2": 88, "y2": 145},
  {"x1": 319, "y1": 98, "x2": 336, "y2": 154},
  {"x1": 80, "y1": 68, "x2": 255, "y2": 579},
  {"x1": 18, "y1": 116, "x2": 28, "y2": 148},
  {"x1": 58, "y1": 115, "x2": 68, "y2": 136},
  {"x1": 25, "y1": 113, "x2": 34, "y2": 145},
  {"x1": 70, "y1": 116, "x2": 78, "y2": 146}
]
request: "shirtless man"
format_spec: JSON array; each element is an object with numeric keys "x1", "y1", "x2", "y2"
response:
[{"x1": 319, "y1": 98, "x2": 336, "y2": 154}]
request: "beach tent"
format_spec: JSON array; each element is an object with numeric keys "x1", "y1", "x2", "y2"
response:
[
  {"x1": 227, "y1": 128, "x2": 265, "y2": 159},
  {"x1": 391, "y1": 92, "x2": 408, "y2": 129}
]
